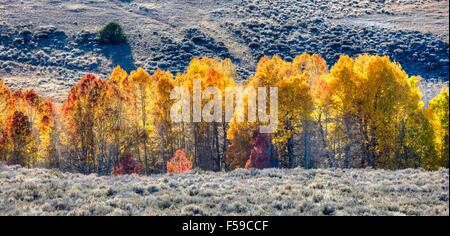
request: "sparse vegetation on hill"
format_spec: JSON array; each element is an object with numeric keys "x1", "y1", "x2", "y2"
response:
[{"x1": 0, "y1": 0, "x2": 448, "y2": 95}]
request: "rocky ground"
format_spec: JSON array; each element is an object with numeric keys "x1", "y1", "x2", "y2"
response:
[
  {"x1": 0, "y1": 164, "x2": 448, "y2": 216},
  {"x1": 0, "y1": 0, "x2": 448, "y2": 102}
]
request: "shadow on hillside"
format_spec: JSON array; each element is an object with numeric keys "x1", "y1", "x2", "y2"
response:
[{"x1": 101, "y1": 43, "x2": 136, "y2": 72}]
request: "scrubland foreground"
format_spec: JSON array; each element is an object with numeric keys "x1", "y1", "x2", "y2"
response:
[{"x1": 0, "y1": 164, "x2": 448, "y2": 216}]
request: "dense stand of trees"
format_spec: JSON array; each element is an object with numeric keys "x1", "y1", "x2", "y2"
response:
[{"x1": 0, "y1": 53, "x2": 448, "y2": 175}]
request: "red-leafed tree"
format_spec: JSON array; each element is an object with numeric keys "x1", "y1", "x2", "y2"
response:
[
  {"x1": 0, "y1": 87, "x2": 57, "y2": 167},
  {"x1": 167, "y1": 149, "x2": 192, "y2": 174},
  {"x1": 245, "y1": 131, "x2": 272, "y2": 169},
  {"x1": 4, "y1": 111, "x2": 33, "y2": 166},
  {"x1": 112, "y1": 153, "x2": 142, "y2": 175},
  {"x1": 61, "y1": 74, "x2": 120, "y2": 174}
]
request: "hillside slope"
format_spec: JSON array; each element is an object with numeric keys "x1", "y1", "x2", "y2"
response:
[
  {"x1": 1, "y1": 0, "x2": 448, "y2": 102},
  {"x1": 0, "y1": 164, "x2": 448, "y2": 216}
]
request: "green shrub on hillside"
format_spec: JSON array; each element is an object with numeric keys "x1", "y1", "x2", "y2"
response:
[{"x1": 98, "y1": 22, "x2": 128, "y2": 45}]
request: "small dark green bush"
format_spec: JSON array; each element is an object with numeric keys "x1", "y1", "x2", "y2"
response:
[{"x1": 98, "y1": 22, "x2": 128, "y2": 45}]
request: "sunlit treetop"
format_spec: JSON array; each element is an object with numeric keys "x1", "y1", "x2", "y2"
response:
[
  {"x1": 0, "y1": 78, "x2": 10, "y2": 98},
  {"x1": 62, "y1": 74, "x2": 113, "y2": 115},
  {"x1": 109, "y1": 66, "x2": 128, "y2": 85},
  {"x1": 129, "y1": 67, "x2": 152, "y2": 86},
  {"x1": 0, "y1": 79, "x2": 11, "y2": 122},
  {"x1": 326, "y1": 54, "x2": 420, "y2": 116},
  {"x1": 429, "y1": 88, "x2": 449, "y2": 128},
  {"x1": 293, "y1": 53, "x2": 328, "y2": 80},
  {"x1": 177, "y1": 57, "x2": 236, "y2": 90}
]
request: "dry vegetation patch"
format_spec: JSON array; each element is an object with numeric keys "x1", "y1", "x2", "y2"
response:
[{"x1": 0, "y1": 164, "x2": 448, "y2": 216}]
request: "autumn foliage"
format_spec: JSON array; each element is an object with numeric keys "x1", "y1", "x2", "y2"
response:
[
  {"x1": 245, "y1": 131, "x2": 273, "y2": 169},
  {"x1": 426, "y1": 89, "x2": 449, "y2": 168},
  {"x1": 167, "y1": 149, "x2": 192, "y2": 174},
  {"x1": 61, "y1": 74, "x2": 120, "y2": 174},
  {"x1": 0, "y1": 84, "x2": 57, "y2": 167},
  {"x1": 0, "y1": 52, "x2": 448, "y2": 174},
  {"x1": 112, "y1": 154, "x2": 142, "y2": 176},
  {"x1": 4, "y1": 111, "x2": 32, "y2": 166}
]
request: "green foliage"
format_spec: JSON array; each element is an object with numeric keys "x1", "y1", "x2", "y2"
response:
[{"x1": 98, "y1": 22, "x2": 128, "y2": 45}]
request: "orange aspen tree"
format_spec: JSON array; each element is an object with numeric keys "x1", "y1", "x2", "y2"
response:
[{"x1": 167, "y1": 149, "x2": 192, "y2": 174}]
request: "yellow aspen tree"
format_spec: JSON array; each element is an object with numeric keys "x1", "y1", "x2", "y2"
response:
[
  {"x1": 427, "y1": 88, "x2": 449, "y2": 168},
  {"x1": 108, "y1": 66, "x2": 133, "y2": 173},
  {"x1": 327, "y1": 54, "x2": 427, "y2": 168},
  {"x1": 225, "y1": 89, "x2": 259, "y2": 169},
  {"x1": 152, "y1": 69, "x2": 176, "y2": 172},
  {"x1": 127, "y1": 67, "x2": 155, "y2": 174},
  {"x1": 398, "y1": 76, "x2": 436, "y2": 169},
  {"x1": 0, "y1": 79, "x2": 11, "y2": 161},
  {"x1": 248, "y1": 55, "x2": 315, "y2": 168},
  {"x1": 176, "y1": 57, "x2": 236, "y2": 171}
]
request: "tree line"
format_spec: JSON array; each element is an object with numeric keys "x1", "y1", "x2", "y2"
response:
[{"x1": 0, "y1": 53, "x2": 448, "y2": 175}]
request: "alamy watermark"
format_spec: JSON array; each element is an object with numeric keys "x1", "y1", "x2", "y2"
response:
[{"x1": 170, "y1": 79, "x2": 278, "y2": 133}]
